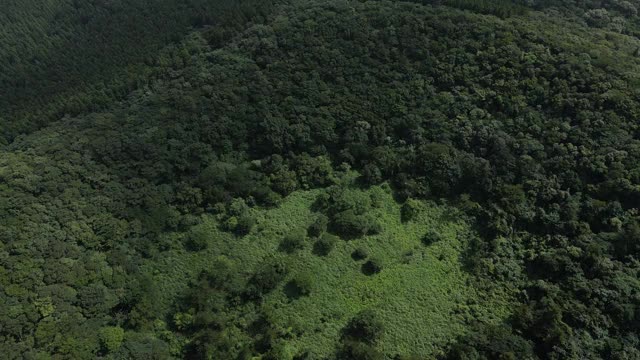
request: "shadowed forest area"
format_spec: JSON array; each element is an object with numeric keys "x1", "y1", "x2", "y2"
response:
[{"x1": 2, "y1": 0, "x2": 640, "y2": 359}]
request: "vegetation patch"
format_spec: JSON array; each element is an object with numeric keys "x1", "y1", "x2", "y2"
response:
[{"x1": 147, "y1": 184, "x2": 511, "y2": 359}]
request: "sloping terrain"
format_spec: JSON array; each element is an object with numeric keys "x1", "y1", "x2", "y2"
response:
[
  {"x1": 2, "y1": 0, "x2": 640, "y2": 359},
  {"x1": 148, "y1": 185, "x2": 512, "y2": 358}
]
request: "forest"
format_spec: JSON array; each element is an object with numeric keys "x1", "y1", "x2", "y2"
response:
[{"x1": 2, "y1": 0, "x2": 640, "y2": 359}]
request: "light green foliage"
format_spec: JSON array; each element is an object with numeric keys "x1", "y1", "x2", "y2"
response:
[
  {"x1": 99, "y1": 326, "x2": 124, "y2": 353},
  {"x1": 259, "y1": 187, "x2": 511, "y2": 357},
  {"x1": 33, "y1": 297, "x2": 55, "y2": 318},
  {"x1": 147, "y1": 186, "x2": 512, "y2": 358},
  {"x1": 173, "y1": 312, "x2": 194, "y2": 331},
  {"x1": 267, "y1": 342, "x2": 297, "y2": 360},
  {"x1": 223, "y1": 216, "x2": 239, "y2": 232}
]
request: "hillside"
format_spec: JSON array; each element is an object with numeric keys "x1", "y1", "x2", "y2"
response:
[
  {"x1": 0, "y1": 0, "x2": 276, "y2": 142},
  {"x1": 2, "y1": 0, "x2": 640, "y2": 359}
]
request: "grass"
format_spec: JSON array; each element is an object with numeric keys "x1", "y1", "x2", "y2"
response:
[{"x1": 144, "y1": 182, "x2": 513, "y2": 358}]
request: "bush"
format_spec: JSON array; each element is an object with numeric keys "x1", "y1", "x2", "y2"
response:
[
  {"x1": 369, "y1": 187, "x2": 385, "y2": 208},
  {"x1": 265, "y1": 342, "x2": 298, "y2": 360},
  {"x1": 422, "y1": 230, "x2": 443, "y2": 246},
  {"x1": 99, "y1": 326, "x2": 125, "y2": 353},
  {"x1": 444, "y1": 323, "x2": 535, "y2": 360},
  {"x1": 333, "y1": 211, "x2": 381, "y2": 238},
  {"x1": 247, "y1": 260, "x2": 289, "y2": 299},
  {"x1": 361, "y1": 163, "x2": 383, "y2": 185},
  {"x1": 401, "y1": 198, "x2": 421, "y2": 223},
  {"x1": 223, "y1": 216, "x2": 239, "y2": 232},
  {"x1": 338, "y1": 341, "x2": 384, "y2": 360},
  {"x1": 584, "y1": 9, "x2": 611, "y2": 28},
  {"x1": 235, "y1": 213, "x2": 256, "y2": 236},
  {"x1": 316, "y1": 186, "x2": 382, "y2": 238},
  {"x1": 270, "y1": 167, "x2": 298, "y2": 196},
  {"x1": 284, "y1": 273, "x2": 314, "y2": 299},
  {"x1": 342, "y1": 310, "x2": 384, "y2": 344},
  {"x1": 352, "y1": 247, "x2": 369, "y2": 261},
  {"x1": 186, "y1": 227, "x2": 209, "y2": 251},
  {"x1": 259, "y1": 189, "x2": 282, "y2": 207},
  {"x1": 294, "y1": 154, "x2": 336, "y2": 189},
  {"x1": 313, "y1": 233, "x2": 338, "y2": 256},
  {"x1": 202, "y1": 256, "x2": 244, "y2": 293},
  {"x1": 308, "y1": 214, "x2": 329, "y2": 237},
  {"x1": 228, "y1": 198, "x2": 250, "y2": 216},
  {"x1": 362, "y1": 258, "x2": 383, "y2": 276},
  {"x1": 280, "y1": 230, "x2": 306, "y2": 253}
]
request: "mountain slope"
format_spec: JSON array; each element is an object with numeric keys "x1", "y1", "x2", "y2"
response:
[
  {"x1": 0, "y1": 0, "x2": 278, "y2": 142},
  {"x1": 2, "y1": 0, "x2": 640, "y2": 359}
]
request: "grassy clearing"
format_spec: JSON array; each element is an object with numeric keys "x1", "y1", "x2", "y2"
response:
[{"x1": 145, "y1": 184, "x2": 512, "y2": 358}]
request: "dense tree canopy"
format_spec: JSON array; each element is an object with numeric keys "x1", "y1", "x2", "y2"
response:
[{"x1": 2, "y1": 0, "x2": 640, "y2": 358}]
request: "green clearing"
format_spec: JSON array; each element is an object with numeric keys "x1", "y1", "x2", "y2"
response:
[{"x1": 145, "y1": 182, "x2": 513, "y2": 358}]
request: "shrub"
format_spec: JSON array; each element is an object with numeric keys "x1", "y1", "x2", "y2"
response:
[
  {"x1": 361, "y1": 163, "x2": 383, "y2": 185},
  {"x1": 352, "y1": 247, "x2": 369, "y2": 261},
  {"x1": 333, "y1": 211, "x2": 381, "y2": 238},
  {"x1": 228, "y1": 198, "x2": 249, "y2": 216},
  {"x1": 584, "y1": 9, "x2": 611, "y2": 28},
  {"x1": 308, "y1": 214, "x2": 329, "y2": 237},
  {"x1": 284, "y1": 273, "x2": 314, "y2": 299},
  {"x1": 223, "y1": 216, "x2": 239, "y2": 232},
  {"x1": 313, "y1": 233, "x2": 338, "y2": 256},
  {"x1": 270, "y1": 168, "x2": 298, "y2": 196},
  {"x1": 342, "y1": 310, "x2": 384, "y2": 344},
  {"x1": 259, "y1": 189, "x2": 282, "y2": 207},
  {"x1": 202, "y1": 256, "x2": 244, "y2": 293},
  {"x1": 401, "y1": 198, "x2": 421, "y2": 223},
  {"x1": 186, "y1": 227, "x2": 209, "y2": 251},
  {"x1": 280, "y1": 230, "x2": 306, "y2": 253},
  {"x1": 422, "y1": 230, "x2": 443, "y2": 246},
  {"x1": 294, "y1": 153, "x2": 336, "y2": 189},
  {"x1": 265, "y1": 342, "x2": 297, "y2": 360},
  {"x1": 362, "y1": 258, "x2": 383, "y2": 276},
  {"x1": 338, "y1": 341, "x2": 384, "y2": 360},
  {"x1": 235, "y1": 213, "x2": 255, "y2": 236},
  {"x1": 317, "y1": 186, "x2": 382, "y2": 238},
  {"x1": 247, "y1": 260, "x2": 288, "y2": 299},
  {"x1": 99, "y1": 326, "x2": 125, "y2": 353}
]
